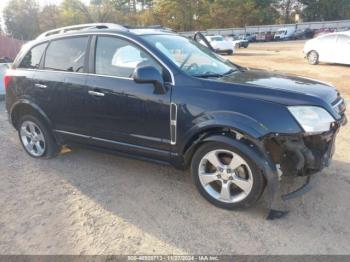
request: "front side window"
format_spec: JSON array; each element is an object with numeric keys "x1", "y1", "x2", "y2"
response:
[
  {"x1": 142, "y1": 34, "x2": 237, "y2": 77},
  {"x1": 19, "y1": 43, "x2": 47, "y2": 69},
  {"x1": 44, "y1": 37, "x2": 89, "y2": 72},
  {"x1": 95, "y1": 36, "x2": 166, "y2": 79}
]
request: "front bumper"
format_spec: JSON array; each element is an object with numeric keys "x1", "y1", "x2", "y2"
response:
[{"x1": 264, "y1": 115, "x2": 346, "y2": 179}]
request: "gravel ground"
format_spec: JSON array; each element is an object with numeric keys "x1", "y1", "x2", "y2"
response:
[{"x1": 0, "y1": 41, "x2": 350, "y2": 255}]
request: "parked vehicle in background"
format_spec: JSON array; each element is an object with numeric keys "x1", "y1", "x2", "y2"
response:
[
  {"x1": 201, "y1": 35, "x2": 235, "y2": 55},
  {"x1": 337, "y1": 27, "x2": 350, "y2": 32},
  {"x1": 314, "y1": 28, "x2": 336, "y2": 38},
  {"x1": 256, "y1": 32, "x2": 266, "y2": 42},
  {"x1": 229, "y1": 35, "x2": 249, "y2": 48},
  {"x1": 294, "y1": 28, "x2": 315, "y2": 40},
  {"x1": 304, "y1": 32, "x2": 350, "y2": 65},
  {"x1": 274, "y1": 27, "x2": 296, "y2": 41},
  {"x1": 0, "y1": 63, "x2": 10, "y2": 97},
  {"x1": 240, "y1": 33, "x2": 256, "y2": 42},
  {"x1": 0, "y1": 57, "x2": 12, "y2": 63},
  {"x1": 265, "y1": 31, "x2": 275, "y2": 42}
]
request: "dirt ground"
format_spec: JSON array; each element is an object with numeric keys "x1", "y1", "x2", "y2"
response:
[{"x1": 0, "y1": 41, "x2": 350, "y2": 255}]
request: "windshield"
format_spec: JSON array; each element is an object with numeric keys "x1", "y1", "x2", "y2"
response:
[{"x1": 141, "y1": 34, "x2": 237, "y2": 77}]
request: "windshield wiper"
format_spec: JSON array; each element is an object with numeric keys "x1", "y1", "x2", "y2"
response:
[{"x1": 193, "y1": 69, "x2": 236, "y2": 78}]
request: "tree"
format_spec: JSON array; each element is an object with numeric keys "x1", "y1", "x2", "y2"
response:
[
  {"x1": 300, "y1": 0, "x2": 350, "y2": 21},
  {"x1": 273, "y1": 0, "x2": 302, "y2": 23},
  {"x1": 38, "y1": 5, "x2": 62, "y2": 32},
  {"x1": 59, "y1": 0, "x2": 93, "y2": 25},
  {"x1": 3, "y1": 0, "x2": 40, "y2": 40},
  {"x1": 208, "y1": 0, "x2": 278, "y2": 29}
]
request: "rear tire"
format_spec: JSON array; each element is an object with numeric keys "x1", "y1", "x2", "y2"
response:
[
  {"x1": 227, "y1": 50, "x2": 233, "y2": 55},
  {"x1": 18, "y1": 115, "x2": 61, "y2": 159},
  {"x1": 308, "y1": 51, "x2": 319, "y2": 65},
  {"x1": 191, "y1": 141, "x2": 265, "y2": 209}
]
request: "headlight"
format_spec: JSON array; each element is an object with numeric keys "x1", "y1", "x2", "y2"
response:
[{"x1": 288, "y1": 106, "x2": 335, "y2": 133}]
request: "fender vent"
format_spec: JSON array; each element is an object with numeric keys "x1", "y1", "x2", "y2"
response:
[{"x1": 170, "y1": 103, "x2": 177, "y2": 145}]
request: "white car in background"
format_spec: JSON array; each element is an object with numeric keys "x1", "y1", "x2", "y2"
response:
[
  {"x1": 200, "y1": 35, "x2": 235, "y2": 55},
  {"x1": 0, "y1": 63, "x2": 10, "y2": 97},
  {"x1": 304, "y1": 32, "x2": 350, "y2": 65}
]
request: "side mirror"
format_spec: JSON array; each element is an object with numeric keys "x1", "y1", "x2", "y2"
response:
[{"x1": 132, "y1": 65, "x2": 166, "y2": 94}]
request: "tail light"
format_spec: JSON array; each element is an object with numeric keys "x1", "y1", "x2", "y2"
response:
[{"x1": 3, "y1": 74, "x2": 12, "y2": 92}]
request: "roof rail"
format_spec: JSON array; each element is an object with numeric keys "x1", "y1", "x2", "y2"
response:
[{"x1": 36, "y1": 23, "x2": 129, "y2": 39}]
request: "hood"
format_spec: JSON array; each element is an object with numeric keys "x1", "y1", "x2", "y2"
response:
[{"x1": 211, "y1": 69, "x2": 338, "y2": 105}]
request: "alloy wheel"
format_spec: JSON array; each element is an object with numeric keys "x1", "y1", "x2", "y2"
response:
[
  {"x1": 20, "y1": 120, "x2": 46, "y2": 157},
  {"x1": 308, "y1": 51, "x2": 318, "y2": 65},
  {"x1": 198, "y1": 149, "x2": 253, "y2": 203}
]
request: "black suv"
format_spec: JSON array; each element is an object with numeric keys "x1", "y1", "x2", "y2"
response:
[{"x1": 4, "y1": 24, "x2": 347, "y2": 218}]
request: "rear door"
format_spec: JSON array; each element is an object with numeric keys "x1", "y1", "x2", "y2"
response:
[
  {"x1": 15, "y1": 42, "x2": 48, "y2": 109},
  {"x1": 35, "y1": 36, "x2": 91, "y2": 135}
]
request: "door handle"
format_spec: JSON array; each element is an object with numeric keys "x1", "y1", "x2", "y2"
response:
[
  {"x1": 88, "y1": 90, "x2": 105, "y2": 97},
  {"x1": 35, "y1": 83, "x2": 47, "y2": 89}
]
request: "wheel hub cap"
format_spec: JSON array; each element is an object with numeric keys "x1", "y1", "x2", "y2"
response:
[
  {"x1": 20, "y1": 120, "x2": 46, "y2": 157},
  {"x1": 198, "y1": 149, "x2": 253, "y2": 204}
]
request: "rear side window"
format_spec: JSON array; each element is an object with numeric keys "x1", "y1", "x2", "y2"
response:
[
  {"x1": 44, "y1": 37, "x2": 89, "y2": 72},
  {"x1": 19, "y1": 43, "x2": 47, "y2": 69}
]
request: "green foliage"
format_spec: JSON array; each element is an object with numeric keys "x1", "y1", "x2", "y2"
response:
[
  {"x1": 300, "y1": 0, "x2": 350, "y2": 21},
  {"x1": 2, "y1": 0, "x2": 350, "y2": 40},
  {"x1": 3, "y1": 0, "x2": 40, "y2": 40}
]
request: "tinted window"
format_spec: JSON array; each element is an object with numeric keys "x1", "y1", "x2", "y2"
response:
[
  {"x1": 19, "y1": 43, "x2": 47, "y2": 69},
  {"x1": 95, "y1": 36, "x2": 166, "y2": 79},
  {"x1": 44, "y1": 37, "x2": 88, "y2": 72}
]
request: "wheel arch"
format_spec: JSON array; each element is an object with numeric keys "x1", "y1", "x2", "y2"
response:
[
  {"x1": 10, "y1": 99, "x2": 53, "y2": 130},
  {"x1": 181, "y1": 121, "x2": 268, "y2": 170}
]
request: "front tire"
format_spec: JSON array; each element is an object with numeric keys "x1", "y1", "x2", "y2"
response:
[
  {"x1": 191, "y1": 141, "x2": 265, "y2": 209},
  {"x1": 308, "y1": 51, "x2": 319, "y2": 65},
  {"x1": 18, "y1": 115, "x2": 61, "y2": 159}
]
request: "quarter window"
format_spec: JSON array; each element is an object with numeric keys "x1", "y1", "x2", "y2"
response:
[
  {"x1": 44, "y1": 37, "x2": 89, "y2": 72},
  {"x1": 19, "y1": 43, "x2": 47, "y2": 69},
  {"x1": 95, "y1": 36, "x2": 169, "y2": 80}
]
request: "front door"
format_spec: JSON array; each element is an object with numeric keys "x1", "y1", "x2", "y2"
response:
[
  {"x1": 318, "y1": 35, "x2": 337, "y2": 63},
  {"x1": 85, "y1": 35, "x2": 172, "y2": 159},
  {"x1": 335, "y1": 34, "x2": 350, "y2": 65}
]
